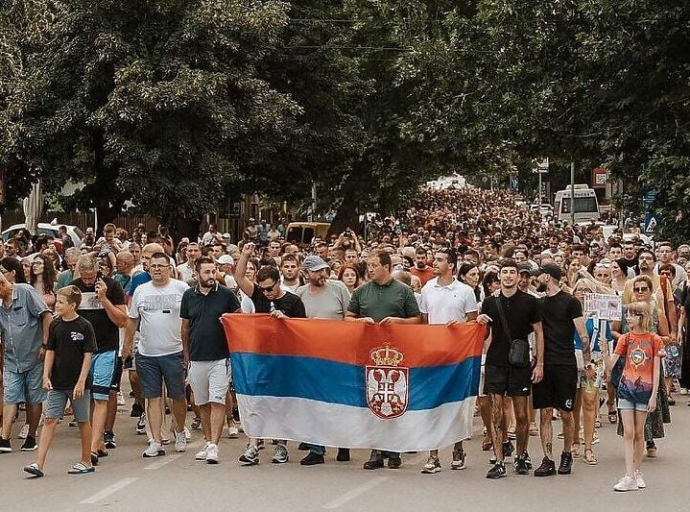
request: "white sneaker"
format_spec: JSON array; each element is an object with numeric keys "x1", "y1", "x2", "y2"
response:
[
  {"x1": 142, "y1": 441, "x2": 165, "y2": 458},
  {"x1": 184, "y1": 427, "x2": 191, "y2": 441},
  {"x1": 117, "y1": 391, "x2": 126, "y2": 406},
  {"x1": 227, "y1": 425, "x2": 239, "y2": 439},
  {"x1": 635, "y1": 471, "x2": 646, "y2": 489},
  {"x1": 195, "y1": 441, "x2": 210, "y2": 461},
  {"x1": 18, "y1": 424, "x2": 30, "y2": 440},
  {"x1": 206, "y1": 443, "x2": 219, "y2": 464},
  {"x1": 613, "y1": 475, "x2": 639, "y2": 492},
  {"x1": 421, "y1": 456, "x2": 442, "y2": 474},
  {"x1": 174, "y1": 431, "x2": 187, "y2": 453}
]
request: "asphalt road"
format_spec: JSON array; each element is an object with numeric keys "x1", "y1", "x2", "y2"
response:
[{"x1": 2, "y1": 389, "x2": 690, "y2": 512}]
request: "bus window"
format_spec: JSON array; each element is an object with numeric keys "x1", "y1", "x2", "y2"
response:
[{"x1": 286, "y1": 227, "x2": 303, "y2": 243}]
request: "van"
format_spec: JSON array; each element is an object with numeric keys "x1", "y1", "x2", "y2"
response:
[
  {"x1": 285, "y1": 222, "x2": 330, "y2": 245},
  {"x1": 554, "y1": 185, "x2": 600, "y2": 224}
]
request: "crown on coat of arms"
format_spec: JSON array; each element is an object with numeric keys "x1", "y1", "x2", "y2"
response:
[{"x1": 370, "y1": 345, "x2": 404, "y2": 367}]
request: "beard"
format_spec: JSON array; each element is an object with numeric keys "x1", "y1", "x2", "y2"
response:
[{"x1": 536, "y1": 282, "x2": 548, "y2": 293}]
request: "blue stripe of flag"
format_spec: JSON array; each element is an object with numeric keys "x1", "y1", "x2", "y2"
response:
[{"x1": 230, "y1": 353, "x2": 481, "y2": 411}]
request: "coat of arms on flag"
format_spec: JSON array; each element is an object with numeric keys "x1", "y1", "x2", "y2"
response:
[{"x1": 366, "y1": 345, "x2": 409, "y2": 419}]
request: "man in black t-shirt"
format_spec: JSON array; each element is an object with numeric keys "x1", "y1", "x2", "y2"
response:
[
  {"x1": 234, "y1": 243, "x2": 306, "y2": 466},
  {"x1": 478, "y1": 259, "x2": 543, "y2": 479},
  {"x1": 531, "y1": 263, "x2": 590, "y2": 478},
  {"x1": 181, "y1": 257, "x2": 241, "y2": 464},
  {"x1": 72, "y1": 255, "x2": 127, "y2": 465}
]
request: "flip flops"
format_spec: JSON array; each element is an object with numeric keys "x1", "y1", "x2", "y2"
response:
[
  {"x1": 68, "y1": 462, "x2": 95, "y2": 475},
  {"x1": 23, "y1": 463, "x2": 44, "y2": 478}
]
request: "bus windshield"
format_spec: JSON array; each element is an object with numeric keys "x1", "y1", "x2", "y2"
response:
[{"x1": 561, "y1": 197, "x2": 598, "y2": 214}]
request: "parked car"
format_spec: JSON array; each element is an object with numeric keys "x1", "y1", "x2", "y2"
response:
[{"x1": 2, "y1": 222, "x2": 84, "y2": 247}]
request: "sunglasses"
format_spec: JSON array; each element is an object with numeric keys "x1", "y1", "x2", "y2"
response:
[
  {"x1": 258, "y1": 282, "x2": 277, "y2": 293},
  {"x1": 149, "y1": 264, "x2": 171, "y2": 270},
  {"x1": 659, "y1": 271, "x2": 672, "y2": 276},
  {"x1": 633, "y1": 287, "x2": 649, "y2": 293}
]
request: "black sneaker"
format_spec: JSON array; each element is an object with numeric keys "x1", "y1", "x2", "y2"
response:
[
  {"x1": 21, "y1": 435, "x2": 37, "y2": 452},
  {"x1": 363, "y1": 452, "x2": 384, "y2": 470},
  {"x1": 130, "y1": 402, "x2": 144, "y2": 418},
  {"x1": 387, "y1": 456, "x2": 402, "y2": 469},
  {"x1": 486, "y1": 461, "x2": 507, "y2": 479},
  {"x1": 104, "y1": 431, "x2": 117, "y2": 449},
  {"x1": 515, "y1": 453, "x2": 529, "y2": 475},
  {"x1": 0, "y1": 437, "x2": 11, "y2": 453},
  {"x1": 297, "y1": 442, "x2": 309, "y2": 451},
  {"x1": 336, "y1": 448, "x2": 350, "y2": 462},
  {"x1": 502, "y1": 440, "x2": 514, "y2": 460},
  {"x1": 558, "y1": 451, "x2": 573, "y2": 474},
  {"x1": 534, "y1": 457, "x2": 556, "y2": 477},
  {"x1": 300, "y1": 452, "x2": 325, "y2": 466}
]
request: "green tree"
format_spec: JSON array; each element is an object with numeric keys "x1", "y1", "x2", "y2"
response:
[{"x1": 1, "y1": 0, "x2": 298, "y2": 235}]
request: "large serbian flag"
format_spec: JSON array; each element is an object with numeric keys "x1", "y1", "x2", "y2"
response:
[{"x1": 221, "y1": 314, "x2": 485, "y2": 452}]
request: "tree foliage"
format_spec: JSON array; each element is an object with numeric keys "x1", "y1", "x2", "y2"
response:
[{"x1": 2, "y1": 1, "x2": 690, "y2": 241}]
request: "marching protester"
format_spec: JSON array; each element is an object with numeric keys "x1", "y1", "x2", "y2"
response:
[
  {"x1": 345, "y1": 249, "x2": 422, "y2": 470},
  {"x1": 478, "y1": 259, "x2": 543, "y2": 478},
  {"x1": 181, "y1": 257, "x2": 241, "y2": 464},
  {"x1": 123, "y1": 252, "x2": 189, "y2": 458},
  {"x1": 295, "y1": 255, "x2": 352, "y2": 465},
  {"x1": 420, "y1": 247, "x2": 478, "y2": 473},
  {"x1": 234, "y1": 242, "x2": 306, "y2": 465},
  {"x1": 23, "y1": 286, "x2": 96, "y2": 477},
  {"x1": 607, "y1": 302, "x2": 663, "y2": 491},
  {"x1": 532, "y1": 263, "x2": 589, "y2": 477}
]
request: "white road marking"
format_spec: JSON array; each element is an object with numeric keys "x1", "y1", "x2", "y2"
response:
[
  {"x1": 80, "y1": 477, "x2": 138, "y2": 504},
  {"x1": 144, "y1": 453, "x2": 183, "y2": 470},
  {"x1": 323, "y1": 476, "x2": 388, "y2": 509}
]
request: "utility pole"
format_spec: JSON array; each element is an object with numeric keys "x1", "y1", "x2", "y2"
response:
[{"x1": 570, "y1": 161, "x2": 575, "y2": 226}]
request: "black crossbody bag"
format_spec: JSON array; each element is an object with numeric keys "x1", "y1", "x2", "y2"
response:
[{"x1": 495, "y1": 295, "x2": 531, "y2": 368}]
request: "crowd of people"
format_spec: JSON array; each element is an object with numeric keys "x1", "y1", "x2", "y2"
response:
[{"x1": 1, "y1": 186, "x2": 689, "y2": 493}]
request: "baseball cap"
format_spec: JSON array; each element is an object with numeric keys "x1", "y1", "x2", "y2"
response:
[
  {"x1": 302, "y1": 255, "x2": 330, "y2": 272},
  {"x1": 217, "y1": 255, "x2": 234, "y2": 265},
  {"x1": 534, "y1": 262, "x2": 563, "y2": 280},
  {"x1": 517, "y1": 262, "x2": 533, "y2": 275}
]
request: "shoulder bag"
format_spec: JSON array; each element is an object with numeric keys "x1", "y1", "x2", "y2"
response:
[{"x1": 495, "y1": 295, "x2": 531, "y2": 368}]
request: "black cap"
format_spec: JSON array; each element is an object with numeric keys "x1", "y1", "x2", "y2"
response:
[
  {"x1": 535, "y1": 262, "x2": 563, "y2": 280},
  {"x1": 517, "y1": 262, "x2": 533, "y2": 275}
]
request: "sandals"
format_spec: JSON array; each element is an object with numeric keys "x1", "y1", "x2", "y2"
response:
[
  {"x1": 572, "y1": 443, "x2": 581, "y2": 458},
  {"x1": 23, "y1": 463, "x2": 44, "y2": 478},
  {"x1": 481, "y1": 437, "x2": 493, "y2": 451},
  {"x1": 584, "y1": 449, "x2": 598, "y2": 466},
  {"x1": 608, "y1": 411, "x2": 618, "y2": 424},
  {"x1": 68, "y1": 462, "x2": 96, "y2": 475}
]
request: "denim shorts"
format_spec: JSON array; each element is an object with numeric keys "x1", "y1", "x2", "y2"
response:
[
  {"x1": 3, "y1": 365, "x2": 47, "y2": 405},
  {"x1": 618, "y1": 398, "x2": 648, "y2": 412},
  {"x1": 136, "y1": 351, "x2": 185, "y2": 399},
  {"x1": 90, "y1": 350, "x2": 117, "y2": 401},
  {"x1": 45, "y1": 389, "x2": 91, "y2": 423}
]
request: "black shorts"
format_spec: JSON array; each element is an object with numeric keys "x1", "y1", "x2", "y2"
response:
[
  {"x1": 483, "y1": 364, "x2": 532, "y2": 397},
  {"x1": 532, "y1": 365, "x2": 577, "y2": 412}
]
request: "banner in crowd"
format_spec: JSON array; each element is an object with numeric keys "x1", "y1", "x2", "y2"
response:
[{"x1": 221, "y1": 314, "x2": 485, "y2": 452}]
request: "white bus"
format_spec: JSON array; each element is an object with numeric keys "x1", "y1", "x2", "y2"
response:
[{"x1": 554, "y1": 184, "x2": 600, "y2": 223}]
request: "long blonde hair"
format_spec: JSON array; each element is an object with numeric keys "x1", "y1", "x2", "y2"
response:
[{"x1": 626, "y1": 301, "x2": 653, "y2": 332}]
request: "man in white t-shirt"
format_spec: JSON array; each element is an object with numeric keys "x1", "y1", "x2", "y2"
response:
[
  {"x1": 419, "y1": 247, "x2": 478, "y2": 474},
  {"x1": 123, "y1": 252, "x2": 189, "y2": 458}
]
